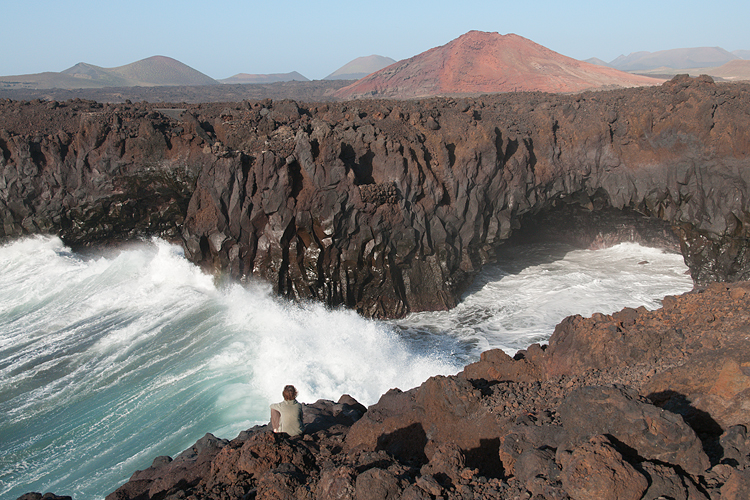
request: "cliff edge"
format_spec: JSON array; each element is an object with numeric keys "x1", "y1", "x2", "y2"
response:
[
  {"x1": 3, "y1": 76, "x2": 750, "y2": 318},
  {"x1": 86, "y1": 281, "x2": 750, "y2": 500}
]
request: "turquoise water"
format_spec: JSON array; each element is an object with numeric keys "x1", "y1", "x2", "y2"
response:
[{"x1": 0, "y1": 236, "x2": 693, "y2": 500}]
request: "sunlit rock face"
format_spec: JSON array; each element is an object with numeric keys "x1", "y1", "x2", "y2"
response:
[{"x1": 2, "y1": 75, "x2": 750, "y2": 318}]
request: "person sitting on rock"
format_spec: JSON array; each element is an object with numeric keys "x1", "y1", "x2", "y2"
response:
[{"x1": 270, "y1": 385, "x2": 304, "y2": 436}]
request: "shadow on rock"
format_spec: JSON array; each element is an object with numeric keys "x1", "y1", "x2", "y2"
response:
[
  {"x1": 648, "y1": 390, "x2": 725, "y2": 465},
  {"x1": 376, "y1": 422, "x2": 428, "y2": 466},
  {"x1": 464, "y1": 437, "x2": 503, "y2": 478}
]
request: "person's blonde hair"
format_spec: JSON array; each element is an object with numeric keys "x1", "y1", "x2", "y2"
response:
[{"x1": 283, "y1": 385, "x2": 298, "y2": 401}]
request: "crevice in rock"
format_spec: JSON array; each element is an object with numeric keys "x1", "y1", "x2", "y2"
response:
[
  {"x1": 523, "y1": 137, "x2": 537, "y2": 172},
  {"x1": 503, "y1": 138, "x2": 518, "y2": 165},
  {"x1": 0, "y1": 136, "x2": 11, "y2": 162},
  {"x1": 446, "y1": 143, "x2": 456, "y2": 168},
  {"x1": 29, "y1": 140, "x2": 47, "y2": 167},
  {"x1": 287, "y1": 158, "x2": 303, "y2": 200}
]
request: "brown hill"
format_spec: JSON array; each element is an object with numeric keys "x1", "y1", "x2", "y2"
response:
[
  {"x1": 106, "y1": 56, "x2": 218, "y2": 86},
  {"x1": 323, "y1": 55, "x2": 397, "y2": 80},
  {"x1": 60, "y1": 63, "x2": 135, "y2": 86},
  {"x1": 0, "y1": 56, "x2": 217, "y2": 89},
  {"x1": 0, "y1": 71, "x2": 117, "y2": 90},
  {"x1": 334, "y1": 31, "x2": 661, "y2": 99},
  {"x1": 709, "y1": 59, "x2": 750, "y2": 81}
]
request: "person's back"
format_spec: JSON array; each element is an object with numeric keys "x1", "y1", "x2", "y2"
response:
[{"x1": 270, "y1": 385, "x2": 304, "y2": 436}]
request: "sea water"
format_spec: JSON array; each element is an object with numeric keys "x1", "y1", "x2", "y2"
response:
[{"x1": 0, "y1": 235, "x2": 693, "y2": 500}]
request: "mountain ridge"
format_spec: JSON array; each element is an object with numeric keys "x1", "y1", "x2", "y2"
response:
[
  {"x1": 0, "y1": 55, "x2": 217, "y2": 89},
  {"x1": 608, "y1": 46, "x2": 739, "y2": 71},
  {"x1": 634, "y1": 59, "x2": 750, "y2": 81}
]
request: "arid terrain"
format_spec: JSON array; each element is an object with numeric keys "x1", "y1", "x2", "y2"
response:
[
  {"x1": 5, "y1": 29, "x2": 750, "y2": 499},
  {"x1": 334, "y1": 31, "x2": 662, "y2": 99}
]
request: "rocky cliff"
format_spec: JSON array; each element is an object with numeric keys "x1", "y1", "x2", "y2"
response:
[
  {"x1": 2, "y1": 76, "x2": 750, "y2": 318},
  {"x1": 48, "y1": 281, "x2": 744, "y2": 500}
]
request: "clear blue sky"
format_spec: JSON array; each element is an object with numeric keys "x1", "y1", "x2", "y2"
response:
[{"x1": 2, "y1": 0, "x2": 748, "y2": 80}]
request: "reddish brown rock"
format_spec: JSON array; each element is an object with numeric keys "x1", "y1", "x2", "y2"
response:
[
  {"x1": 637, "y1": 461, "x2": 708, "y2": 500},
  {"x1": 344, "y1": 375, "x2": 503, "y2": 475},
  {"x1": 558, "y1": 385, "x2": 709, "y2": 475},
  {"x1": 720, "y1": 425, "x2": 750, "y2": 469},
  {"x1": 315, "y1": 466, "x2": 356, "y2": 500},
  {"x1": 35, "y1": 282, "x2": 744, "y2": 500},
  {"x1": 105, "y1": 433, "x2": 227, "y2": 500},
  {"x1": 518, "y1": 282, "x2": 750, "y2": 434},
  {"x1": 334, "y1": 31, "x2": 661, "y2": 99},
  {"x1": 462, "y1": 345, "x2": 544, "y2": 382},
  {"x1": 15, "y1": 495, "x2": 72, "y2": 500},
  {"x1": 721, "y1": 469, "x2": 750, "y2": 500},
  {"x1": 558, "y1": 435, "x2": 649, "y2": 500},
  {"x1": 354, "y1": 468, "x2": 403, "y2": 500}
]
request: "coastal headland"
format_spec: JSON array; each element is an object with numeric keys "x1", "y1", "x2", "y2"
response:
[
  {"x1": 4, "y1": 75, "x2": 750, "y2": 499},
  {"x1": 2, "y1": 76, "x2": 750, "y2": 318}
]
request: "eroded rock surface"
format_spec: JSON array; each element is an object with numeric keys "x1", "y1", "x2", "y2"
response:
[
  {"x1": 2, "y1": 76, "x2": 750, "y2": 318},
  {"x1": 49, "y1": 282, "x2": 744, "y2": 500}
]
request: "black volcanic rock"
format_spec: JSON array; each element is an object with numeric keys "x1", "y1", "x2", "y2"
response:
[
  {"x1": 9, "y1": 78, "x2": 750, "y2": 500},
  {"x1": 2, "y1": 77, "x2": 750, "y2": 319}
]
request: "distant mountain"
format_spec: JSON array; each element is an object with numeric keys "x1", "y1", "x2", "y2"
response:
[
  {"x1": 334, "y1": 31, "x2": 661, "y2": 100},
  {"x1": 584, "y1": 57, "x2": 610, "y2": 67},
  {"x1": 105, "y1": 56, "x2": 218, "y2": 86},
  {"x1": 219, "y1": 72, "x2": 309, "y2": 84},
  {"x1": 0, "y1": 71, "x2": 119, "y2": 90},
  {"x1": 733, "y1": 50, "x2": 750, "y2": 60},
  {"x1": 609, "y1": 47, "x2": 738, "y2": 71},
  {"x1": 705, "y1": 59, "x2": 750, "y2": 80},
  {"x1": 324, "y1": 55, "x2": 396, "y2": 80},
  {"x1": 0, "y1": 56, "x2": 218, "y2": 89},
  {"x1": 634, "y1": 59, "x2": 750, "y2": 81},
  {"x1": 61, "y1": 62, "x2": 134, "y2": 86}
]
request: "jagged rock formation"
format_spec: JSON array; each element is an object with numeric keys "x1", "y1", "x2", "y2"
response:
[
  {"x1": 62, "y1": 281, "x2": 748, "y2": 500},
  {"x1": 2, "y1": 76, "x2": 750, "y2": 318}
]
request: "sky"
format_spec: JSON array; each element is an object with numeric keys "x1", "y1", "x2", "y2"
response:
[{"x1": 2, "y1": 0, "x2": 748, "y2": 81}]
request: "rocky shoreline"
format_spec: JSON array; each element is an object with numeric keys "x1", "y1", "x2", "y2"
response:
[
  {"x1": 21, "y1": 281, "x2": 750, "y2": 500},
  {"x1": 2, "y1": 76, "x2": 750, "y2": 318},
  {"x1": 5, "y1": 76, "x2": 750, "y2": 499}
]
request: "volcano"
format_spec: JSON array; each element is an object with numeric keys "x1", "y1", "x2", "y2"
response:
[{"x1": 334, "y1": 31, "x2": 662, "y2": 99}]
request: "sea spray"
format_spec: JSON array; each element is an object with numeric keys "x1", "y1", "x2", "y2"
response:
[
  {"x1": 0, "y1": 236, "x2": 693, "y2": 500},
  {"x1": 393, "y1": 242, "x2": 693, "y2": 354},
  {"x1": 0, "y1": 236, "x2": 461, "y2": 499}
]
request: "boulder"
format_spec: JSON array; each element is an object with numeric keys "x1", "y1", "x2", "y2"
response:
[
  {"x1": 557, "y1": 435, "x2": 649, "y2": 500},
  {"x1": 558, "y1": 385, "x2": 710, "y2": 475}
]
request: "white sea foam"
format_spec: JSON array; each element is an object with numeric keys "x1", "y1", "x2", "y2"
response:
[
  {"x1": 0, "y1": 236, "x2": 693, "y2": 500},
  {"x1": 393, "y1": 242, "x2": 693, "y2": 355}
]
